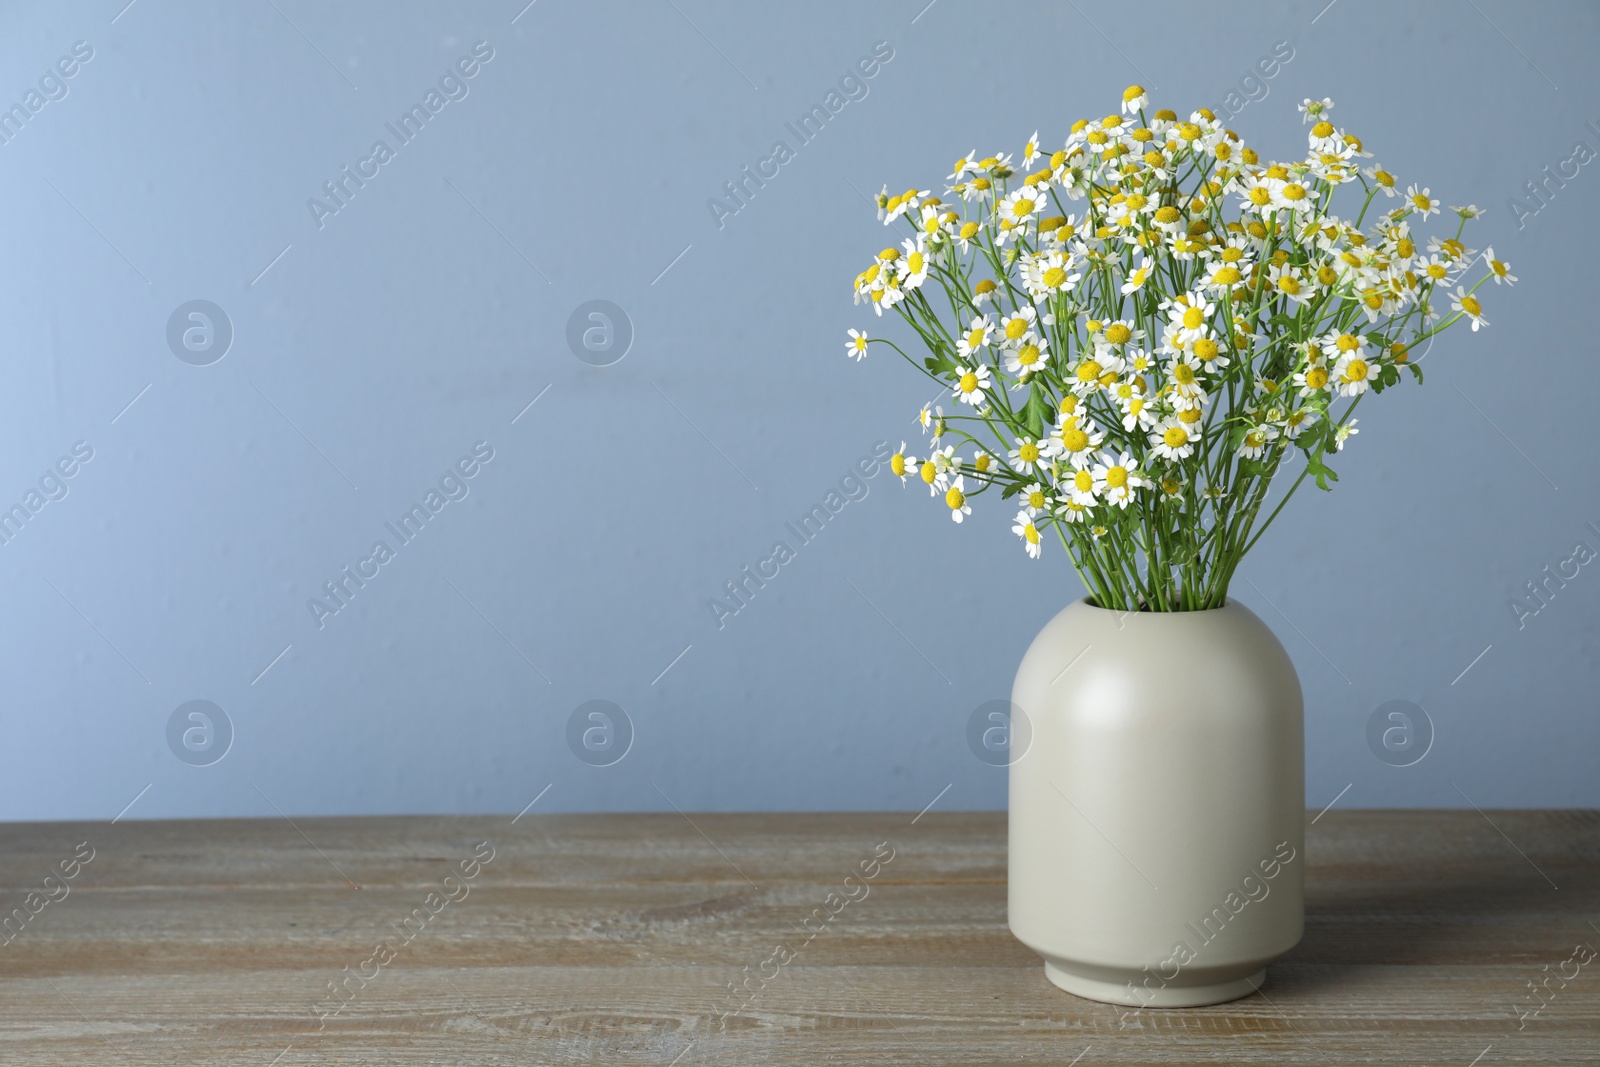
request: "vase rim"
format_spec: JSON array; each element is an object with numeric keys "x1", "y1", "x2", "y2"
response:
[{"x1": 1076, "y1": 595, "x2": 1238, "y2": 615}]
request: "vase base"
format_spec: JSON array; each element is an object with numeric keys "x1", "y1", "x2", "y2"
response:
[{"x1": 1042, "y1": 959, "x2": 1266, "y2": 1007}]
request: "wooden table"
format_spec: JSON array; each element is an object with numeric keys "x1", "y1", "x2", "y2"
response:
[{"x1": 2, "y1": 811, "x2": 1596, "y2": 1065}]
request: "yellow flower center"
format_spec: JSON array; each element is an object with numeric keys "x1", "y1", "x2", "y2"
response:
[
  {"x1": 920, "y1": 461, "x2": 937, "y2": 484},
  {"x1": 1343, "y1": 359, "x2": 1369, "y2": 382},
  {"x1": 891, "y1": 454, "x2": 906, "y2": 476},
  {"x1": 1019, "y1": 442, "x2": 1040, "y2": 463},
  {"x1": 1426, "y1": 262, "x2": 1447, "y2": 280},
  {"x1": 1412, "y1": 194, "x2": 1431, "y2": 211},
  {"x1": 1173, "y1": 363, "x2": 1196, "y2": 385},
  {"x1": 1163, "y1": 427, "x2": 1189, "y2": 447},
  {"x1": 959, "y1": 371, "x2": 980, "y2": 393},
  {"x1": 1316, "y1": 265, "x2": 1338, "y2": 286},
  {"x1": 1154, "y1": 206, "x2": 1180, "y2": 225},
  {"x1": 1023, "y1": 523, "x2": 1039, "y2": 544},
  {"x1": 1277, "y1": 275, "x2": 1302, "y2": 295},
  {"x1": 973, "y1": 278, "x2": 996, "y2": 295},
  {"x1": 1042, "y1": 267, "x2": 1068, "y2": 288},
  {"x1": 878, "y1": 247, "x2": 899, "y2": 262},
  {"x1": 1312, "y1": 121, "x2": 1335, "y2": 138},
  {"x1": 1017, "y1": 344, "x2": 1041, "y2": 367},
  {"x1": 1245, "y1": 431, "x2": 1266, "y2": 448},
  {"x1": 1177, "y1": 407, "x2": 1202, "y2": 424},
  {"x1": 1305, "y1": 367, "x2": 1328, "y2": 389},
  {"x1": 1182, "y1": 307, "x2": 1204, "y2": 329},
  {"x1": 945, "y1": 487, "x2": 964, "y2": 509},
  {"x1": 1461, "y1": 295, "x2": 1481, "y2": 315},
  {"x1": 1105, "y1": 466, "x2": 1128, "y2": 489},
  {"x1": 1123, "y1": 84, "x2": 1145, "y2": 102},
  {"x1": 1177, "y1": 123, "x2": 1201, "y2": 141},
  {"x1": 1074, "y1": 470, "x2": 1094, "y2": 492},
  {"x1": 907, "y1": 252, "x2": 924, "y2": 274},
  {"x1": 1059, "y1": 395, "x2": 1078, "y2": 414},
  {"x1": 1006, "y1": 318, "x2": 1028, "y2": 340},
  {"x1": 1014, "y1": 197, "x2": 1036, "y2": 216},
  {"x1": 960, "y1": 222, "x2": 981, "y2": 240},
  {"x1": 1193, "y1": 338, "x2": 1218, "y2": 361},
  {"x1": 1282, "y1": 183, "x2": 1307, "y2": 202},
  {"x1": 975, "y1": 453, "x2": 991, "y2": 472},
  {"x1": 1076, "y1": 359, "x2": 1103, "y2": 383},
  {"x1": 1249, "y1": 186, "x2": 1271, "y2": 206},
  {"x1": 1335, "y1": 334, "x2": 1359, "y2": 352},
  {"x1": 1060, "y1": 428, "x2": 1089, "y2": 452},
  {"x1": 966, "y1": 328, "x2": 985, "y2": 349},
  {"x1": 1105, "y1": 323, "x2": 1131, "y2": 344},
  {"x1": 1028, "y1": 490, "x2": 1046, "y2": 509}
]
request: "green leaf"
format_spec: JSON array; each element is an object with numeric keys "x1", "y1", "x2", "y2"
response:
[
  {"x1": 1023, "y1": 385, "x2": 1051, "y2": 439},
  {"x1": 1304, "y1": 449, "x2": 1339, "y2": 491}
]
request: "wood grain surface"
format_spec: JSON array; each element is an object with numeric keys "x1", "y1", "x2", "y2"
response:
[{"x1": 1, "y1": 810, "x2": 1597, "y2": 1065}]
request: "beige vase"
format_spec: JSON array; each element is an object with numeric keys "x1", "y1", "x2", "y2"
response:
[{"x1": 1008, "y1": 597, "x2": 1304, "y2": 1007}]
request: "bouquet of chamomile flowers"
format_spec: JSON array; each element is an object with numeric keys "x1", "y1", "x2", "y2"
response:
[{"x1": 846, "y1": 89, "x2": 1512, "y2": 612}]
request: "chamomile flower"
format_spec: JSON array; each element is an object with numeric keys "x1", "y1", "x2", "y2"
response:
[
  {"x1": 1019, "y1": 481, "x2": 1051, "y2": 515},
  {"x1": 1483, "y1": 247, "x2": 1516, "y2": 286},
  {"x1": 1450, "y1": 285, "x2": 1488, "y2": 330},
  {"x1": 1167, "y1": 296, "x2": 1215, "y2": 345},
  {"x1": 1332, "y1": 349, "x2": 1375, "y2": 396},
  {"x1": 1122, "y1": 84, "x2": 1148, "y2": 115},
  {"x1": 1334, "y1": 419, "x2": 1359, "y2": 451},
  {"x1": 1405, "y1": 183, "x2": 1439, "y2": 219},
  {"x1": 890, "y1": 442, "x2": 913, "y2": 484},
  {"x1": 1012, "y1": 510, "x2": 1042, "y2": 557},
  {"x1": 1293, "y1": 363, "x2": 1331, "y2": 396},
  {"x1": 948, "y1": 151, "x2": 978, "y2": 181},
  {"x1": 1150, "y1": 416, "x2": 1198, "y2": 460},
  {"x1": 1047, "y1": 412, "x2": 1105, "y2": 469},
  {"x1": 1299, "y1": 97, "x2": 1334, "y2": 124},
  {"x1": 997, "y1": 305, "x2": 1038, "y2": 347},
  {"x1": 898, "y1": 237, "x2": 931, "y2": 290},
  {"x1": 1005, "y1": 337, "x2": 1049, "y2": 376},
  {"x1": 1121, "y1": 253, "x2": 1155, "y2": 294},
  {"x1": 955, "y1": 316, "x2": 995, "y2": 359},
  {"x1": 1092, "y1": 451, "x2": 1147, "y2": 507},
  {"x1": 1022, "y1": 130, "x2": 1042, "y2": 166},
  {"x1": 1024, "y1": 251, "x2": 1082, "y2": 302},
  {"x1": 952, "y1": 363, "x2": 992, "y2": 405},
  {"x1": 1237, "y1": 423, "x2": 1278, "y2": 460},
  {"x1": 1008, "y1": 437, "x2": 1047, "y2": 475},
  {"x1": 1120, "y1": 393, "x2": 1157, "y2": 432},
  {"x1": 998, "y1": 186, "x2": 1044, "y2": 228},
  {"x1": 1283, "y1": 407, "x2": 1319, "y2": 440},
  {"x1": 1064, "y1": 465, "x2": 1099, "y2": 505},
  {"x1": 845, "y1": 329, "x2": 870, "y2": 361},
  {"x1": 944, "y1": 474, "x2": 972, "y2": 522}
]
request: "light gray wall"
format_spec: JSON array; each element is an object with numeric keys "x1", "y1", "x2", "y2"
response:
[{"x1": 2, "y1": 0, "x2": 1596, "y2": 820}]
